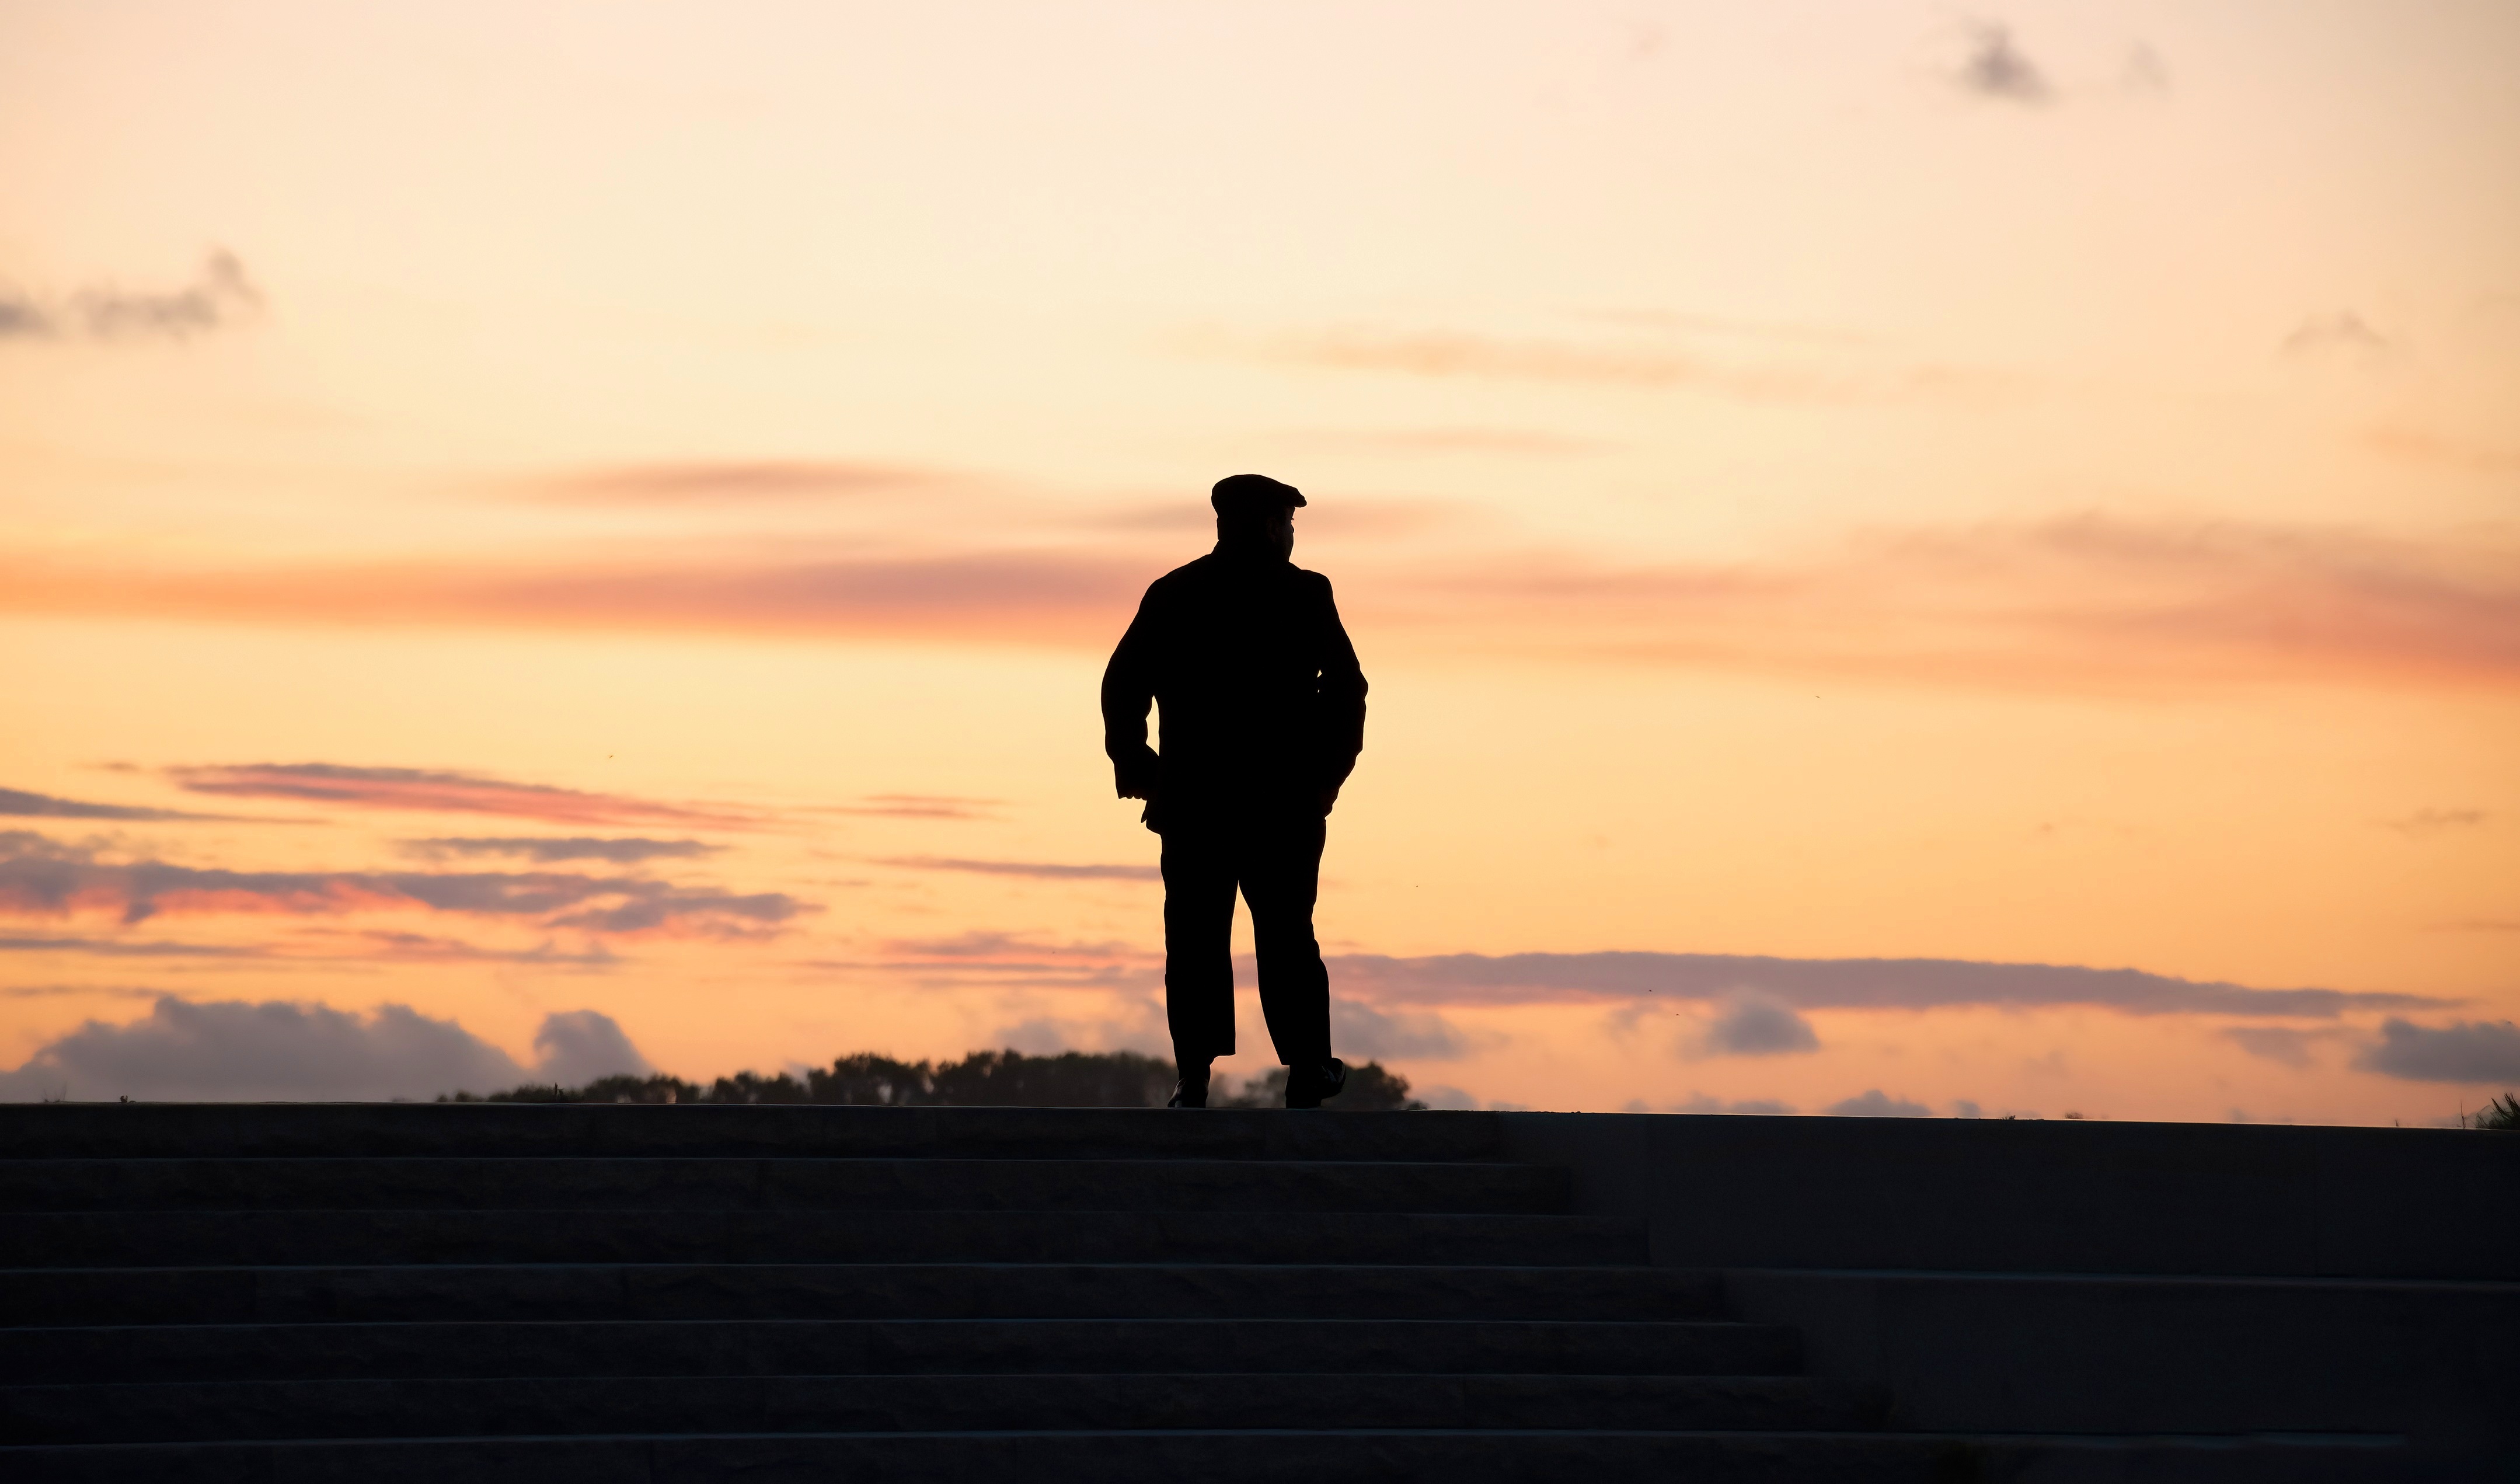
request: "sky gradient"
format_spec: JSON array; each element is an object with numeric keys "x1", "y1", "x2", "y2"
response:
[{"x1": 4, "y1": 1, "x2": 2516, "y2": 1121}]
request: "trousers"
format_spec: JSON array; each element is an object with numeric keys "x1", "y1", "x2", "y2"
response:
[{"x1": 1159, "y1": 804, "x2": 1330, "y2": 1066}]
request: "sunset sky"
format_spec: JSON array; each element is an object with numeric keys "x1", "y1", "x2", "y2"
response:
[{"x1": 4, "y1": 1, "x2": 2515, "y2": 1121}]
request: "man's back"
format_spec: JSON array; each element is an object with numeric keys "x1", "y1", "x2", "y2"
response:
[{"x1": 1101, "y1": 472, "x2": 1367, "y2": 1109}]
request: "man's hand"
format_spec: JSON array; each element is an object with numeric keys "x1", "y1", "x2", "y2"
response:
[{"x1": 1114, "y1": 753, "x2": 1160, "y2": 802}]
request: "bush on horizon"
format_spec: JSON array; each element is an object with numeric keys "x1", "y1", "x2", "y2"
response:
[{"x1": 438, "y1": 1047, "x2": 1425, "y2": 1111}]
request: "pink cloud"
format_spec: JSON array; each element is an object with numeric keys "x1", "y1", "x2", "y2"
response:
[{"x1": 168, "y1": 763, "x2": 757, "y2": 829}]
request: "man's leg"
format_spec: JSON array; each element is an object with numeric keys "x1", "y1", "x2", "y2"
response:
[
  {"x1": 1160, "y1": 823, "x2": 1240, "y2": 1077},
  {"x1": 1243, "y1": 810, "x2": 1333, "y2": 1072}
]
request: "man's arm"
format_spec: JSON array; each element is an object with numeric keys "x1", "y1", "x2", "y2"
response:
[
  {"x1": 1100, "y1": 590, "x2": 1163, "y2": 801},
  {"x1": 1311, "y1": 574, "x2": 1368, "y2": 806}
]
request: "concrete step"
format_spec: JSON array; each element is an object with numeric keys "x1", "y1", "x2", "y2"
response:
[
  {"x1": 1727, "y1": 1267, "x2": 2520, "y2": 1461},
  {"x1": 0, "y1": 1372, "x2": 1883, "y2": 1443},
  {"x1": 0, "y1": 1104, "x2": 1504, "y2": 1163},
  {"x1": 0, "y1": 1317, "x2": 1801, "y2": 1384},
  {"x1": 0, "y1": 1157, "x2": 1566, "y2": 1214},
  {"x1": 0, "y1": 1207, "x2": 1646, "y2": 1269},
  {"x1": 0, "y1": 1427, "x2": 2414, "y2": 1483},
  {"x1": 0, "y1": 1263, "x2": 1725, "y2": 1326}
]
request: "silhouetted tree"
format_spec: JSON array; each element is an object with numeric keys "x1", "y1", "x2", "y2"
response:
[{"x1": 440, "y1": 1048, "x2": 1428, "y2": 1110}]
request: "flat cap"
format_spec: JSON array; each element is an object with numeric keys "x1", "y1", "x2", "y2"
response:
[{"x1": 1211, "y1": 473, "x2": 1306, "y2": 518}]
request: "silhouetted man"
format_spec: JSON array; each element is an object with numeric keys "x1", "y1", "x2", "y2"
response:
[{"x1": 1102, "y1": 474, "x2": 1368, "y2": 1109}]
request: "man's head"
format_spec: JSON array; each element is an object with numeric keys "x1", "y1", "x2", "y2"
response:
[{"x1": 1211, "y1": 473, "x2": 1304, "y2": 561}]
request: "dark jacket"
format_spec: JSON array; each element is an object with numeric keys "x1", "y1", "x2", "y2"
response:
[{"x1": 1100, "y1": 545, "x2": 1368, "y2": 817}]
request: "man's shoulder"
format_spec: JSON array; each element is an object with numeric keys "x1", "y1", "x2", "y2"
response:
[{"x1": 1142, "y1": 554, "x2": 1215, "y2": 597}]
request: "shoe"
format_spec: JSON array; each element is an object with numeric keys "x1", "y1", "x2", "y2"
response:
[
  {"x1": 1283, "y1": 1057, "x2": 1347, "y2": 1110},
  {"x1": 1166, "y1": 1074, "x2": 1210, "y2": 1109}
]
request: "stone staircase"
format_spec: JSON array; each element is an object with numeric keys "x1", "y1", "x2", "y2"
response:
[{"x1": 0, "y1": 1105, "x2": 2408, "y2": 1480}]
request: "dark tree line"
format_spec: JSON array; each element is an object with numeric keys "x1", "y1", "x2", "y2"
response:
[{"x1": 441, "y1": 1048, "x2": 1426, "y2": 1111}]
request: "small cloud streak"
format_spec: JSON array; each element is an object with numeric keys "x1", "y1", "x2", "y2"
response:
[
  {"x1": 808, "y1": 795, "x2": 1003, "y2": 820},
  {"x1": 400, "y1": 837, "x2": 720, "y2": 865},
  {"x1": 2222, "y1": 1025, "x2": 2344, "y2": 1068},
  {"x1": 1211, "y1": 325, "x2": 1992, "y2": 403},
  {"x1": 0, "y1": 786, "x2": 233, "y2": 823},
  {"x1": 2380, "y1": 809, "x2": 2488, "y2": 837},
  {"x1": 529, "y1": 461, "x2": 941, "y2": 505},
  {"x1": 171, "y1": 763, "x2": 755, "y2": 829},
  {"x1": 879, "y1": 856, "x2": 1162, "y2": 882},
  {"x1": 2352, "y1": 1018, "x2": 2520, "y2": 1085},
  {"x1": 2366, "y1": 427, "x2": 2520, "y2": 476},
  {"x1": 0, "y1": 932, "x2": 271, "y2": 960},
  {"x1": 0, "y1": 831, "x2": 810, "y2": 940},
  {"x1": 2284, "y1": 313, "x2": 2393, "y2": 361}
]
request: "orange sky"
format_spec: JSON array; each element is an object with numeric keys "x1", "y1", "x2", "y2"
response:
[{"x1": 4, "y1": 1, "x2": 2515, "y2": 1121}]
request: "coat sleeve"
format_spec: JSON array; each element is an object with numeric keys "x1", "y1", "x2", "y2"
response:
[
  {"x1": 1312, "y1": 574, "x2": 1368, "y2": 788},
  {"x1": 1099, "y1": 585, "x2": 1164, "y2": 798}
]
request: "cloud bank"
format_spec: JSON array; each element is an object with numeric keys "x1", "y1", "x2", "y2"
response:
[
  {"x1": 1323, "y1": 949, "x2": 2446, "y2": 1018},
  {"x1": 0, "y1": 998, "x2": 647, "y2": 1102}
]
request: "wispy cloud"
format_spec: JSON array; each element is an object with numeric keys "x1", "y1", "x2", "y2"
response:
[
  {"x1": 399, "y1": 837, "x2": 720, "y2": 865},
  {"x1": 878, "y1": 856, "x2": 1161, "y2": 882},
  {"x1": 806, "y1": 795, "x2": 1004, "y2": 821},
  {"x1": 170, "y1": 763, "x2": 757, "y2": 829},
  {"x1": 0, "y1": 926, "x2": 613, "y2": 967},
  {"x1": 0, "y1": 786, "x2": 236, "y2": 823},
  {"x1": 0, "y1": 984, "x2": 167, "y2": 1000},
  {"x1": 1323, "y1": 949, "x2": 2451, "y2": 1018},
  {"x1": 1826, "y1": 1089, "x2": 1935, "y2": 1117},
  {"x1": 1269, "y1": 427, "x2": 1607, "y2": 457},
  {"x1": 2351, "y1": 1018, "x2": 2520, "y2": 1084},
  {"x1": 2381, "y1": 809, "x2": 2488, "y2": 838},
  {"x1": 2222, "y1": 1025, "x2": 2350, "y2": 1068},
  {"x1": 2367, "y1": 427, "x2": 2520, "y2": 476},
  {"x1": 9, "y1": 517, "x2": 2513, "y2": 694},
  {"x1": 0, "y1": 252, "x2": 262, "y2": 343},
  {"x1": 0, "y1": 933, "x2": 271, "y2": 960},
  {"x1": 1205, "y1": 324, "x2": 1995, "y2": 403},
  {"x1": 881, "y1": 931, "x2": 1148, "y2": 963},
  {"x1": 527, "y1": 461, "x2": 942, "y2": 505},
  {"x1": 2284, "y1": 313, "x2": 2393, "y2": 361},
  {"x1": 0, "y1": 549, "x2": 1149, "y2": 649},
  {"x1": 0, "y1": 831, "x2": 811, "y2": 940}
]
